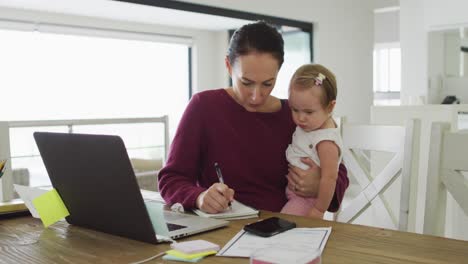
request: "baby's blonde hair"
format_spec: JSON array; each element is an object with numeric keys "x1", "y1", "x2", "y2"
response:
[{"x1": 289, "y1": 64, "x2": 337, "y2": 109}]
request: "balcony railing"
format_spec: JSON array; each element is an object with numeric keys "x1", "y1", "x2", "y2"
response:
[{"x1": 0, "y1": 116, "x2": 169, "y2": 201}]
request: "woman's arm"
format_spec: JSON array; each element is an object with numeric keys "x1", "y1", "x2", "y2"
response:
[
  {"x1": 158, "y1": 93, "x2": 234, "y2": 213},
  {"x1": 287, "y1": 158, "x2": 348, "y2": 212},
  {"x1": 330, "y1": 163, "x2": 348, "y2": 212},
  {"x1": 308, "y1": 140, "x2": 340, "y2": 217},
  {"x1": 158, "y1": 94, "x2": 208, "y2": 209}
]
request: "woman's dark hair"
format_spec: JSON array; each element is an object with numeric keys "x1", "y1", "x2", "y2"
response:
[{"x1": 227, "y1": 21, "x2": 284, "y2": 68}]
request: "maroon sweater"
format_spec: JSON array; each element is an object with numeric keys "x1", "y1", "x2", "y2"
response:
[{"x1": 158, "y1": 89, "x2": 348, "y2": 212}]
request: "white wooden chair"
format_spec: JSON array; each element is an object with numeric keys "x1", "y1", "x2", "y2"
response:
[
  {"x1": 423, "y1": 122, "x2": 468, "y2": 237},
  {"x1": 335, "y1": 118, "x2": 420, "y2": 231}
]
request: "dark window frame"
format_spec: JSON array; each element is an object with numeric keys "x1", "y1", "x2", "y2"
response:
[
  {"x1": 115, "y1": 0, "x2": 313, "y2": 32},
  {"x1": 115, "y1": 0, "x2": 314, "y2": 97}
]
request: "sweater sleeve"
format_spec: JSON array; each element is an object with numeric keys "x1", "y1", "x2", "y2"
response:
[
  {"x1": 327, "y1": 163, "x2": 349, "y2": 212},
  {"x1": 158, "y1": 94, "x2": 207, "y2": 209}
]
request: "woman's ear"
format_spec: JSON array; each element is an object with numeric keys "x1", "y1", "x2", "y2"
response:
[
  {"x1": 225, "y1": 56, "x2": 233, "y2": 77},
  {"x1": 327, "y1": 100, "x2": 336, "y2": 114}
]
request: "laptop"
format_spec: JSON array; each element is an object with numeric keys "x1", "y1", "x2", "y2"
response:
[{"x1": 33, "y1": 132, "x2": 228, "y2": 244}]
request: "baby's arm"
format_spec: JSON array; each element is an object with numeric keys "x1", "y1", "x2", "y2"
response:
[{"x1": 308, "y1": 140, "x2": 340, "y2": 218}]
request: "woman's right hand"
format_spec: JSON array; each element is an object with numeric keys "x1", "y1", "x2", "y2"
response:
[{"x1": 196, "y1": 183, "x2": 235, "y2": 213}]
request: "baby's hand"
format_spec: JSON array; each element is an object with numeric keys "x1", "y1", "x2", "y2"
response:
[{"x1": 308, "y1": 207, "x2": 324, "y2": 219}]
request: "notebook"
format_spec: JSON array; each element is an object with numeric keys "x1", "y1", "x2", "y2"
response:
[
  {"x1": 33, "y1": 132, "x2": 228, "y2": 244},
  {"x1": 193, "y1": 200, "x2": 259, "y2": 220}
]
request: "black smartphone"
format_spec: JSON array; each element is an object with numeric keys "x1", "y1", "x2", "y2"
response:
[{"x1": 243, "y1": 217, "x2": 296, "y2": 237}]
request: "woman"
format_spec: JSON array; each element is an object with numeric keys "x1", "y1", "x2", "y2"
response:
[{"x1": 158, "y1": 21, "x2": 348, "y2": 214}]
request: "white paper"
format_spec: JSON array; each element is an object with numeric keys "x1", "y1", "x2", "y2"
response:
[
  {"x1": 217, "y1": 227, "x2": 332, "y2": 258},
  {"x1": 13, "y1": 184, "x2": 49, "y2": 218},
  {"x1": 193, "y1": 200, "x2": 258, "y2": 220},
  {"x1": 140, "y1": 189, "x2": 165, "y2": 204}
]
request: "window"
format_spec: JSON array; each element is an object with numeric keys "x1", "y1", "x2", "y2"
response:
[
  {"x1": 272, "y1": 29, "x2": 312, "y2": 99},
  {"x1": 0, "y1": 22, "x2": 190, "y2": 196},
  {"x1": 373, "y1": 43, "x2": 401, "y2": 105},
  {"x1": 122, "y1": 0, "x2": 314, "y2": 100},
  {"x1": 0, "y1": 24, "x2": 190, "y2": 137}
]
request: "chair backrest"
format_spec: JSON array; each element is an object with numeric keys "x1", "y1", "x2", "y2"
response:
[
  {"x1": 423, "y1": 122, "x2": 468, "y2": 237},
  {"x1": 336, "y1": 118, "x2": 420, "y2": 232}
]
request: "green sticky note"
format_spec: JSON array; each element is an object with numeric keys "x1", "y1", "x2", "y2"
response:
[
  {"x1": 165, "y1": 250, "x2": 217, "y2": 260},
  {"x1": 144, "y1": 201, "x2": 169, "y2": 236},
  {"x1": 32, "y1": 189, "x2": 70, "y2": 228},
  {"x1": 162, "y1": 254, "x2": 204, "y2": 263}
]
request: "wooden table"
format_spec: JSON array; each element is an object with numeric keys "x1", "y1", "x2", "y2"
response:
[{"x1": 1, "y1": 211, "x2": 468, "y2": 264}]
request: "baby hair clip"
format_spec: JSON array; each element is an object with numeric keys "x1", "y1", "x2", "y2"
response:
[{"x1": 315, "y1": 73, "x2": 326, "y2": 86}]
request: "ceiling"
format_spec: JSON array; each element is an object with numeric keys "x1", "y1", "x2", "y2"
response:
[{"x1": 0, "y1": 0, "x2": 252, "y2": 31}]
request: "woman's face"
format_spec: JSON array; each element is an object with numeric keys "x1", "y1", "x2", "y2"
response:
[{"x1": 226, "y1": 52, "x2": 280, "y2": 112}]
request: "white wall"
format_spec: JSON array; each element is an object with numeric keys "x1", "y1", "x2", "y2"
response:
[
  {"x1": 400, "y1": 0, "x2": 468, "y2": 105},
  {"x1": 182, "y1": 0, "x2": 375, "y2": 123},
  {"x1": 400, "y1": 0, "x2": 427, "y2": 105},
  {"x1": 373, "y1": 0, "x2": 399, "y2": 9},
  {"x1": 425, "y1": 0, "x2": 468, "y2": 29},
  {"x1": 374, "y1": 11, "x2": 399, "y2": 44},
  {"x1": 443, "y1": 77, "x2": 468, "y2": 103},
  {"x1": 427, "y1": 31, "x2": 445, "y2": 104}
]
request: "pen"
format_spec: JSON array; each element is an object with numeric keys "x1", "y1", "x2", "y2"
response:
[{"x1": 214, "y1": 162, "x2": 232, "y2": 208}]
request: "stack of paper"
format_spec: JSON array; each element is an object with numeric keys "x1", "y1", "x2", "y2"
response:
[
  {"x1": 140, "y1": 189, "x2": 165, "y2": 203},
  {"x1": 162, "y1": 239, "x2": 220, "y2": 263},
  {"x1": 217, "y1": 227, "x2": 332, "y2": 258},
  {"x1": 193, "y1": 200, "x2": 258, "y2": 220},
  {"x1": 14, "y1": 184, "x2": 70, "y2": 227}
]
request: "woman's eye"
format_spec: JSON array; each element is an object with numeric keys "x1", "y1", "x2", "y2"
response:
[
  {"x1": 241, "y1": 81, "x2": 252, "y2": 86},
  {"x1": 263, "y1": 83, "x2": 272, "y2": 87}
]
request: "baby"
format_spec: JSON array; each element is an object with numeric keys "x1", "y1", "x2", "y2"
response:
[{"x1": 281, "y1": 64, "x2": 343, "y2": 219}]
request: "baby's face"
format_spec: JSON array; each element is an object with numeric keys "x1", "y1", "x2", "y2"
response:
[{"x1": 289, "y1": 85, "x2": 330, "y2": 132}]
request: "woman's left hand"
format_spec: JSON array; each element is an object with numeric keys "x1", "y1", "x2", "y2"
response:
[{"x1": 287, "y1": 157, "x2": 321, "y2": 197}]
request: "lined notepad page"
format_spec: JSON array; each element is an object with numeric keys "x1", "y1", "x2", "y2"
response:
[{"x1": 193, "y1": 200, "x2": 258, "y2": 220}]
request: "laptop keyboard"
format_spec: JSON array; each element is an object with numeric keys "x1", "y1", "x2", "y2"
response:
[
  {"x1": 167, "y1": 222, "x2": 187, "y2": 231},
  {"x1": 143, "y1": 201, "x2": 188, "y2": 231}
]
